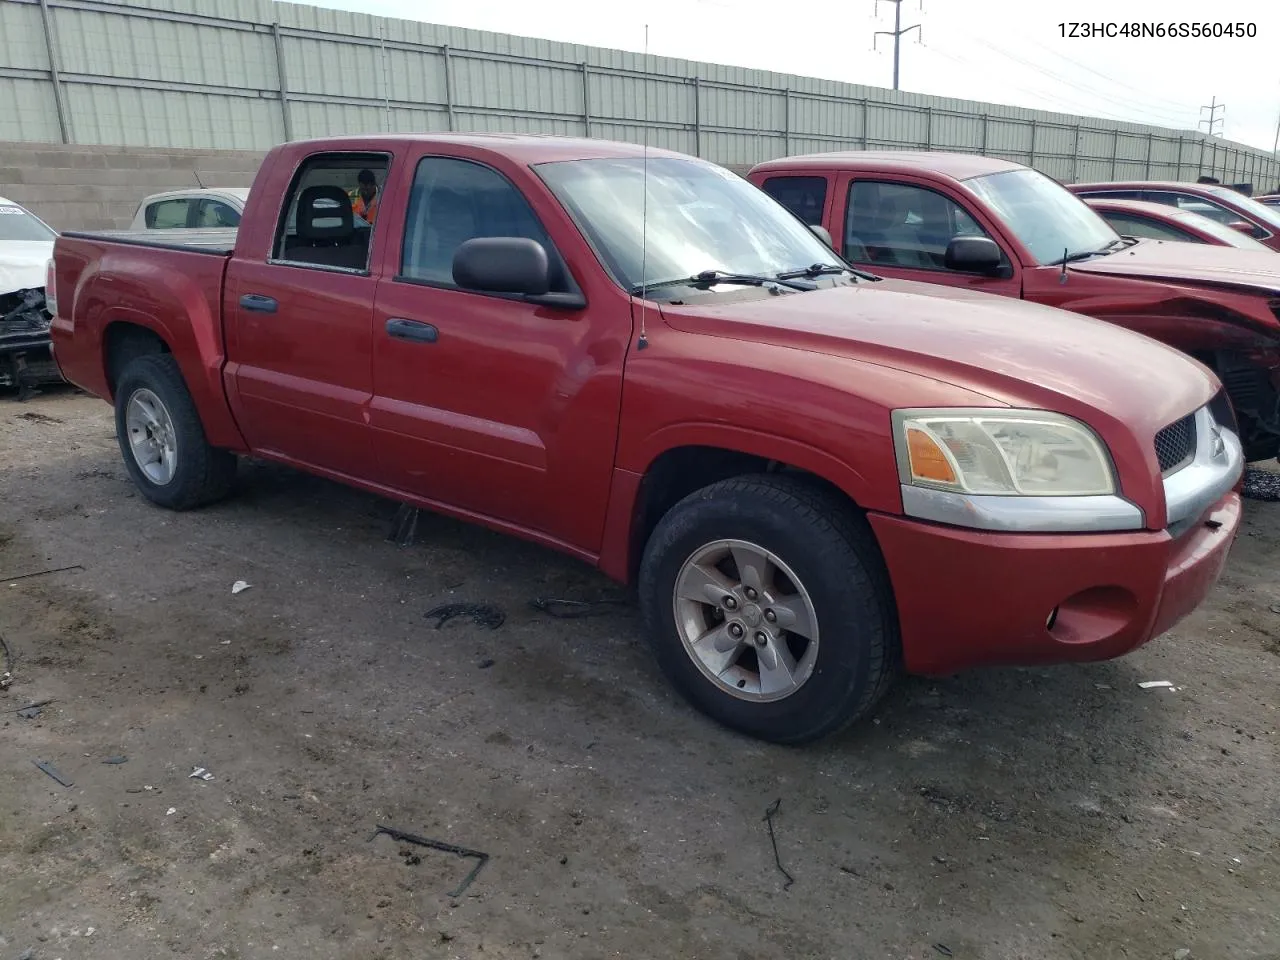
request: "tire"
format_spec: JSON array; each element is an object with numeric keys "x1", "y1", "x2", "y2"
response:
[
  {"x1": 638, "y1": 474, "x2": 900, "y2": 745},
  {"x1": 1239, "y1": 415, "x2": 1279, "y2": 463},
  {"x1": 114, "y1": 353, "x2": 237, "y2": 510}
]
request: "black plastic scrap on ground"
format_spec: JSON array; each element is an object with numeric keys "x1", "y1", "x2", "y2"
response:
[
  {"x1": 424, "y1": 602, "x2": 506, "y2": 630},
  {"x1": 370, "y1": 824, "x2": 490, "y2": 898}
]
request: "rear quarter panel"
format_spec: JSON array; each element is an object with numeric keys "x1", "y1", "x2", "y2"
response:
[{"x1": 49, "y1": 236, "x2": 247, "y2": 451}]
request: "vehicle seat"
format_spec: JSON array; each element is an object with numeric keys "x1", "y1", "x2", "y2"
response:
[
  {"x1": 911, "y1": 191, "x2": 953, "y2": 269},
  {"x1": 848, "y1": 184, "x2": 925, "y2": 267},
  {"x1": 290, "y1": 185, "x2": 361, "y2": 269},
  {"x1": 872, "y1": 193, "x2": 928, "y2": 268}
]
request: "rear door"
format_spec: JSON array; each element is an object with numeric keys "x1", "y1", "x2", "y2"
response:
[
  {"x1": 833, "y1": 174, "x2": 1022, "y2": 296},
  {"x1": 222, "y1": 150, "x2": 392, "y2": 480}
]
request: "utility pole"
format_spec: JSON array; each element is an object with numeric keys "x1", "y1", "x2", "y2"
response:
[
  {"x1": 873, "y1": 0, "x2": 921, "y2": 91},
  {"x1": 1199, "y1": 96, "x2": 1225, "y2": 137}
]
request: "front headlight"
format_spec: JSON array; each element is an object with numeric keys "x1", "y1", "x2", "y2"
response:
[{"x1": 892, "y1": 409, "x2": 1117, "y2": 497}]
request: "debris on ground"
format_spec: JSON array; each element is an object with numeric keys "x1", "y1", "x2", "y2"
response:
[
  {"x1": 1242, "y1": 467, "x2": 1280, "y2": 502},
  {"x1": 371, "y1": 824, "x2": 490, "y2": 897},
  {"x1": 933, "y1": 945, "x2": 954, "y2": 958},
  {"x1": 424, "y1": 602, "x2": 505, "y2": 630},
  {"x1": 13, "y1": 698, "x2": 54, "y2": 717},
  {"x1": 1, "y1": 563, "x2": 84, "y2": 584},
  {"x1": 102, "y1": 756, "x2": 128, "y2": 764},
  {"x1": 1138, "y1": 680, "x2": 1177, "y2": 690},
  {"x1": 387, "y1": 503, "x2": 421, "y2": 547},
  {"x1": 477, "y1": 658, "x2": 496, "y2": 669},
  {"x1": 231, "y1": 580, "x2": 251, "y2": 595},
  {"x1": 0, "y1": 671, "x2": 10, "y2": 690},
  {"x1": 166, "y1": 807, "x2": 177, "y2": 816},
  {"x1": 529, "y1": 596, "x2": 630, "y2": 619},
  {"x1": 33, "y1": 759, "x2": 73, "y2": 787},
  {"x1": 762, "y1": 798, "x2": 795, "y2": 890},
  {"x1": 189, "y1": 766, "x2": 215, "y2": 781}
]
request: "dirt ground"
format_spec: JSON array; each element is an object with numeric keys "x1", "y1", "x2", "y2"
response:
[{"x1": 1, "y1": 388, "x2": 1278, "y2": 960}]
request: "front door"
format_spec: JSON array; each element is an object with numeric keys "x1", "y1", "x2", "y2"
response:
[
  {"x1": 833, "y1": 176, "x2": 1023, "y2": 297},
  {"x1": 223, "y1": 150, "x2": 391, "y2": 480},
  {"x1": 370, "y1": 154, "x2": 629, "y2": 550}
]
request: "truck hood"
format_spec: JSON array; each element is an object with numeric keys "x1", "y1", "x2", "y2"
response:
[
  {"x1": 1068, "y1": 238, "x2": 1280, "y2": 296},
  {"x1": 0, "y1": 239, "x2": 54, "y2": 295},
  {"x1": 659, "y1": 279, "x2": 1219, "y2": 438}
]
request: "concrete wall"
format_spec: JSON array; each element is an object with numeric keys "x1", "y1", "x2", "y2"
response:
[
  {"x1": 0, "y1": 141, "x2": 264, "y2": 230},
  {"x1": 0, "y1": 142, "x2": 754, "y2": 231}
]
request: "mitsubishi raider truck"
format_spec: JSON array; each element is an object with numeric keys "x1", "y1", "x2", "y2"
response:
[
  {"x1": 48, "y1": 135, "x2": 1242, "y2": 744},
  {"x1": 749, "y1": 151, "x2": 1280, "y2": 461}
]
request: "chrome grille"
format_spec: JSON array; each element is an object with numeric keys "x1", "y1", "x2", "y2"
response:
[{"x1": 1155, "y1": 413, "x2": 1197, "y2": 474}]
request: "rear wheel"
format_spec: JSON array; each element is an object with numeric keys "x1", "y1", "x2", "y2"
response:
[
  {"x1": 114, "y1": 354, "x2": 237, "y2": 510},
  {"x1": 638, "y1": 475, "x2": 899, "y2": 744}
]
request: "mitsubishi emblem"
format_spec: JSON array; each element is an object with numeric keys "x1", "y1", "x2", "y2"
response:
[{"x1": 1209, "y1": 423, "x2": 1225, "y2": 459}]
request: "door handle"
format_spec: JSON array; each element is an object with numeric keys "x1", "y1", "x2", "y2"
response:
[
  {"x1": 386, "y1": 318, "x2": 438, "y2": 344},
  {"x1": 240, "y1": 294, "x2": 278, "y2": 314}
]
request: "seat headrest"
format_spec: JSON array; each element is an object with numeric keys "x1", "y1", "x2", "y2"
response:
[{"x1": 297, "y1": 185, "x2": 354, "y2": 242}]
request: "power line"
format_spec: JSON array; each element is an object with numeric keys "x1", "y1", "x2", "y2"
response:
[
  {"x1": 920, "y1": 44, "x2": 1186, "y2": 127},
  {"x1": 871, "y1": 0, "x2": 921, "y2": 91}
]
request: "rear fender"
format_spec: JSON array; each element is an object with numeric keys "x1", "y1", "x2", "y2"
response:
[{"x1": 74, "y1": 253, "x2": 248, "y2": 452}]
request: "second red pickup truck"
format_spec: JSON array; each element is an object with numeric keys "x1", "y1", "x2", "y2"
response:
[
  {"x1": 750, "y1": 152, "x2": 1280, "y2": 461},
  {"x1": 49, "y1": 135, "x2": 1242, "y2": 743}
]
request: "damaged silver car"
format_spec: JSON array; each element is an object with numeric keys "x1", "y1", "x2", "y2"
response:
[{"x1": 0, "y1": 197, "x2": 62, "y2": 398}]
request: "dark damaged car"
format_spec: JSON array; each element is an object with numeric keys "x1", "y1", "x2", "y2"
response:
[{"x1": 0, "y1": 196, "x2": 61, "y2": 396}]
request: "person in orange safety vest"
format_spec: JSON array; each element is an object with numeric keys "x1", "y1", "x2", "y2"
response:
[{"x1": 353, "y1": 168, "x2": 379, "y2": 224}]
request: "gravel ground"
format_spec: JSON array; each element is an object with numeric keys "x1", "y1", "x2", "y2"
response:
[{"x1": 2, "y1": 388, "x2": 1279, "y2": 960}]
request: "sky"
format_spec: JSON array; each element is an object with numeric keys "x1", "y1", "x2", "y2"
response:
[{"x1": 294, "y1": 0, "x2": 1280, "y2": 153}]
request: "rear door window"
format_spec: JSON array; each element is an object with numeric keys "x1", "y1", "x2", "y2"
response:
[
  {"x1": 272, "y1": 152, "x2": 390, "y2": 272},
  {"x1": 760, "y1": 176, "x2": 828, "y2": 226},
  {"x1": 145, "y1": 198, "x2": 192, "y2": 229}
]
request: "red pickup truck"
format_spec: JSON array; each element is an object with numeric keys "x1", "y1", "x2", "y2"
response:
[
  {"x1": 749, "y1": 152, "x2": 1280, "y2": 461},
  {"x1": 49, "y1": 134, "x2": 1242, "y2": 744}
]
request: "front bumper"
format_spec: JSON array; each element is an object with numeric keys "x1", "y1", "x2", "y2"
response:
[
  {"x1": 0, "y1": 286, "x2": 61, "y2": 387},
  {"x1": 870, "y1": 488, "x2": 1240, "y2": 675}
]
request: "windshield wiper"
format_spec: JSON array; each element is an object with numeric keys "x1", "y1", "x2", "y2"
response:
[
  {"x1": 778, "y1": 262, "x2": 880, "y2": 282},
  {"x1": 630, "y1": 270, "x2": 816, "y2": 295}
]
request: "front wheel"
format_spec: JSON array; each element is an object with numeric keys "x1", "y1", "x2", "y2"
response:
[
  {"x1": 638, "y1": 475, "x2": 899, "y2": 744},
  {"x1": 1239, "y1": 413, "x2": 1280, "y2": 463},
  {"x1": 114, "y1": 353, "x2": 237, "y2": 510}
]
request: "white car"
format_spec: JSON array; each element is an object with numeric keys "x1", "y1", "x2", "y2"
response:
[
  {"x1": 0, "y1": 196, "x2": 56, "y2": 297},
  {"x1": 129, "y1": 187, "x2": 249, "y2": 230},
  {"x1": 0, "y1": 196, "x2": 60, "y2": 391}
]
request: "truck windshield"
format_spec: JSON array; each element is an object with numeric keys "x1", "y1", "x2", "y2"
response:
[
  {"x1": 1204, "y1": 185, "x2": 1280, "y2": 232},
  {"x1": 0, "y1": 204, "x2": 56, "y2": 242},
  {"x1": 535, "y1": 157, "x2": 841, "y2": 293},
  {"x1": 965, "y1": 168, "x2": 1118, "y2": 265}
]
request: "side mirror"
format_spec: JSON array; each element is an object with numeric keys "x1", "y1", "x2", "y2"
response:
[
  {"x1": 808, "y1": 223, "x2": 834, "y2": 247},
  {"x1": 944, "y1": 236, "x2": 1003, "y2": 274},
  {"x1": 1227, "y1": 220, "x2": 1257, "y2": 237},
  {"x1": 453, "y1": 236, "x2": 550, "y2": 296}
]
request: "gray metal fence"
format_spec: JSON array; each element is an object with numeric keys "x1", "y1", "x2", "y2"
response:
[{"x1": 2, "y1": 0, "x2": 1278, "y2": 189}]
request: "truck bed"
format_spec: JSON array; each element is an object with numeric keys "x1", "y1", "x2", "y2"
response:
[{"x1": 62, "y1": 227, "x2": 238, "y2": 256}]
